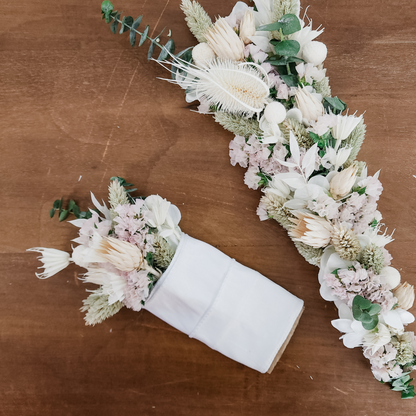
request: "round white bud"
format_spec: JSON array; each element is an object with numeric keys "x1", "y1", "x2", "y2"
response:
[
  {"x1": 192, "y1": 43, "x2": 216, "y2": 67},
  {"x1": 302, "y1": 41, "x2": 328, "y2": 66},
  {"x1": 264, "y1": 102, "x2": 287, "y2": 124},
  {"x1": 379, "y1": 266, "x2": 401, "y2": 290}
]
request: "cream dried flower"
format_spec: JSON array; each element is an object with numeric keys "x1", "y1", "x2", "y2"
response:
[
  {"x1": 295, "y1": 87, "x2": 324, "y2": 122},
  {"x1": 329, "y1": 165, "x2": 358, "y2": 200},
  {"x1": 206, "y1": 18, "x2": 245, "y2": 61},
  {"x1": 394, "y1": 282, "x2": 415, "y2": 311},
  {"x1": 81, "y1": 289, "x2": 124, "y2": 326},
  {"x1": 288, "y1": 211, "x2": 333, "y2": 248},
  {"x1": 333, "y1": 113, "x2": 363, "y2": 150},
  {"x1": 97, "y1": 237, "x2": 144, "y2": 272},
  {"x1": 27, "y1": 248, "x2": 71, "y2": 279},
  {"x1": 331, "y1": 225, "x2": 361, "y2": 261},
  {"x1": 302, "y1": 41, "x2": 327, "y2": 66},
  {"x1": 239, "y1": 10, "x2": 256, "y2": 45},
  {"x1": 153, "y1": 235, "x2": 175, "y2": 270},
  {"x1": 192, "y1": 42, "x2": 216, "y2": 67}
]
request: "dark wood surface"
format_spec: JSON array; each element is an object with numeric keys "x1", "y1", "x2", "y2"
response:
[{"x1": 2, "y1": 0, "x2": 416, "y2": 414}]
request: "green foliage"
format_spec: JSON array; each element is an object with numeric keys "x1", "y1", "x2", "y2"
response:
[
  {"x1": 323, "y1": 96, "x2": 347, "y2": 114},
  {"x1": 390, "y1": 373, "x2": 415, "y2": 399},
  {"x1": 352, "y1": 295, "x2": 381, "y2": 330},
  {"x1": 257, "y1": 171, "x2": 272, "y2": 187},
  {"x1": 101, "y1": 1, "x2": 190, "y2": 62},
  {"x1": 274, "y1": 40, "x2": 300, "y2": 56},
  {"x1": 50, "y1": 198, "x2": 92, "y2": 222},
  {"x1": 309, "y1": 129, "x2": 336, "y2": 157},
  {"x1": 257, "y1": 14, "x2": 301, "y2": 35}
]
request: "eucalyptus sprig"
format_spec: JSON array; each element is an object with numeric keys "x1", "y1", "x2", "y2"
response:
[
  {"x1": 389, "y1": 372, "x2": 415, "y2": 399},
  {"x1": 101, "y1": 0, "x2": 192, "y2": 64},
  {"x1": 352, "y1": 295, "x2": 381, "y2": 330},
  {"x1": 50, "y1": 198, "x2": 92, "y2": 222}
]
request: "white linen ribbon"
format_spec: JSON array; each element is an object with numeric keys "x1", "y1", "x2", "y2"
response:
[{"x1": 145, "y1": 233, "x2": 304, "y2": 373}]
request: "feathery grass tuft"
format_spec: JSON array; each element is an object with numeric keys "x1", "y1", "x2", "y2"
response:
[
  {"x1": 214, "y1": 112, "x2": 262, "y2": 137},
  {"x1": 81, "y1": 290, "x2": 124, "y2": 326},
  {"x1": 344, "y1": 119, "x2": 366, "y2": 162},
  {"x1": 281, "y1": 118, "x2": 314, "y2": 149},
  {"x1": 292, "y1": 240, "x2": 323, "y2": 266},
  {"x1": 180, "y1": 0, "x2": 213, "y2": 43},
  {"x1": 272, "y1": 0, "x2": 301, "y2": 22},
  {"x1": 314, "y1": 75, "x2": 331, "y2": 98}
]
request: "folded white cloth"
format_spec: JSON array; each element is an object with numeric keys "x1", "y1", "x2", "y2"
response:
[{"x1": 145, "y1": 233, "x2": 304, "y2": 373}]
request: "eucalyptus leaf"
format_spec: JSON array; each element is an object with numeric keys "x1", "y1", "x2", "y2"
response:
[
  {"x1": 367, "y1": 303, "x2": 381, "y2": 316},
  {"x1": 101, "y1": 0, "x2": 113, "y2": 14},
  {"x1": 274, "y1": 40, "x2": 300, "y2": 56},
  {"x1": 279, "y1": 14, "x2": 302, "y2": 35},
  {"x1": 157, "y1": 38, "x2": 175, "y2": 61},
  {"x1": 53, "y1": 199, "x2": 61, "y2": 210},
  {"x1": 49, "y1": 208, "x2": 55, "y2": 218},
  {"x1": 110, "y1": 13, "x2": 121, "y2": 34},
  {"x1": 281, "y1": 74, "x2": 298, "y2": 87},
  {"x1": 324, "y1": 96, "x2": 347, "y2": 114},
  {"x1": 353, "y1": 295, "x2": 372, "y2": 310},
  {"x1": 139, "y1": 25, "x2": 149, "y2": 46},
  {"x1": 130, "y1": 16, "x2": 143, "y2": 46},
  {"x1": 59, "y1": 210, "x2": 69, "y2": 222},
  {"x1": 362, "y1": 315, "x2": 378, "y2": 330},
  {"x1": 147, "y1": 41, "x2": 156, "y2": 60},
  {"x1": 68, "y1": 199, "x2": 76, "y2": 211}
]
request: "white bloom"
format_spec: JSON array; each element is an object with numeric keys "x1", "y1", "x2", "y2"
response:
[
  {"x1": 83, "y1": 267, "x2": 127, "y2": 304},
  {"x1": 290, "y1": 19, "x2": 324, "y2": 56},
  {"x1": 332, "y1": 302, "x2": 370, "y2": 348},
  {"x1": 71, "y1": 244, "x2": 90, "y2": 268},
  {"x1": 286, "y1": 108, "x2": 303, "y2": 123},
  {"x1": 394, "y1": 282, "x2": 415, "y2": 311},
  {"x1": 321, "y1": 147, "x2": 351, "y2": 170},
  {"x1": 381, "y1": 308, "x2": 415, "y2": 332},
  {"x1": 284, "y1": 175, "x2": 329, "y2": 210},
  {"x1": 357, "y1": 226, "x2": 394, "y2": 249},
  {"x1": 329, "y1": 165, "x2": 358, "y2": 200},
  {"x1": 27, "y1": 248, "x2": 71, "y2": 279},
  {"x1": 206, "y1": 18, "x2": 245, "y2": 61},
  {"x1": 90, "y1": 192, "x2": 112, "y2": 221},
  {"x1": 259, "y1": 115, "x2": 284, "y2": 144},
  {"x1": 239, "y1": 10, "x2": 256, "y2": 44},
  {"x1": 332, "y1": 113, "x2": 363, "y2": 150},
  {"x1": 145, "y1": 195, "x2": 182, "y2": 247},
  {"x1": 296, "y1": 62, "x2": 325, "y2": 84},
  {"x1": 363, "y1": 323, "x2": 391, "y2": 355},
  {"x1": 295, "y1": 87, "x2": 324, "y2": 122},
  {"x1": 379, "y1": 266, "x2": 401, "y2": 290},
  {"x1": 265, "y1": 175, "x2": 291, "y2": 200},
  {"x1": 192, "y1": 43, "x2": 216, "y2": 67},
  {"x1": 302, "y1": 41, "x2": 327, "y2": 66},
  {"x1": 289, "y1": 211, "x2": 333, "y2": 248},
  {"x1": 264, "y1": 101, "x2": 286, "y2": 124}
]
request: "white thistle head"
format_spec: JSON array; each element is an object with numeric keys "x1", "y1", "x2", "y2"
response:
[{"x1": 161, "y1": 58, "x2": 270, "y2": 116}]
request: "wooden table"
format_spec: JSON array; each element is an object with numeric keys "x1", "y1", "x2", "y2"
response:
[{"x1": 2, "y1": 0, "x2": 416, "y2": 414}]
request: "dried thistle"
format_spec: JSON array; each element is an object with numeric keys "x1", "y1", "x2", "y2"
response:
[
  {"x1": 314, "y1": 75, "x2": 331, "y2": 98},
  {"x1": 281, "y1": 118, "x2": 314, "y2": 149},
  {"x1": 214, "y1": 112, "x2": 262, "y2": 138},
  {"x1": 331, "y1": 225, "x2": 361, "y2": 261},
  {"x1": 81, "y1": 289, "x2": 124, "y2": 326},
  {"x1": 180, "y1": 0, "x2": 213, "y2": 43},
  {"x1": 153, "y1": 235, "x2": 175, "y2": 270},
  {"x1": 360, "y1": 243, "x2": 385, "y2": 274}
]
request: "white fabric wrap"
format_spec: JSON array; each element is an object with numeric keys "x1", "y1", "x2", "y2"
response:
[{"x1": 144, "y1": 234, "x2": 304, "y2": 373}]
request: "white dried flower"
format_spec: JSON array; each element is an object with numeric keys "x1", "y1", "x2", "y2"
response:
[
  {"x1": 289, "y1": 211, "x2": 333, "y2": 248},
  {"x1": 264, "y1": 101, "x2": 287, "y2": 125},
  {"x1": 302, "y1": 41, "x2": 327, "y2": 66},
  {"x1": 295, "y1": 87, "x2": 324, "y2": 122},
  {"x1": 379, "y1": 266, "x2": 401, "y2": 290},
  {"x1": 329, "y1": 165, "x2": 358, "y2": 200},
  {"x1": 332, "y1": 113, "x2": 363, "y2": 150},
  {"x1": 239, "y1": 10, "x2": 256, "y2": 45},
  {"x1": 192, "y1": 42, "x2": 216, "y2": 67},
  {"x1": 331, "y1": 225, "x2": 361, "y2": 261},
  {"x1": 97, "y1": 237, "x2": 144, "y2": 272},
  {"x1": 27, "y1": 248, "x2": 71, "y2": 279},
  {"x1": 394, "y1": 282, "x2": 415, "y2": 311},
  {"x1": 363, "y1": 323, "x2": 391, "y2": 355},
  {"x1": 206, "y1": 18, "x2": 245, "y2": 61}
]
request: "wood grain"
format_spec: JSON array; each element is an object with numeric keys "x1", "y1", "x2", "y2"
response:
[{"x1": 1, "y1": 0, "x2": 416, "y2": 414}]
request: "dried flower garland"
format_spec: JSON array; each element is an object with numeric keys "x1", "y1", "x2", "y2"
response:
[{"x1": 100, "y1": 0, "x2": 416, "y2": 398}]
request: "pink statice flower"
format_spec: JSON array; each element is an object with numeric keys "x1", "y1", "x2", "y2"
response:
[
  {"x1": 197, "y1": 97, "x2": 211, "y2": 114},
  {"x1": 309, "y1": 114, "x2": 337, "y2": 137},
  {"x1": 122, "y1": 269, "x2": 151, "y2": 312},
  {"x1": 363, "y1": 344, "x2": 401, "y2": 382},
  {"x1": 244, "y1": 44, "x2": 268, "y2": 64},
  {"x1": 307, "y1": 194, "x2": 341, "y2": 220},
  {"x1": 75, "y1": 211, "x2": 112, "y2": 246},
  {"x1": 244, "y1": 166, "x2": 261, "y2": 190},
  {"x1": 256, "y1": 199, "x2": 269, "y2": 221},
  {"x1": 229, "y1": 135, "x2": 249, "y2": 168},
  {"x1": 358, "y1": 174, "x2": 383, "y2": 199},
  {"x1": 113, "y1": 200, "x2": 154, "y2": 255},
  {"x1": 323, "y1": 262, "x2": 396, "y2": 311}
]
